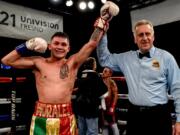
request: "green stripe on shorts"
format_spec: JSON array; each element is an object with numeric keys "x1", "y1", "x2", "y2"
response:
[{"x1": 34, "y1": 117, "x2": 47, "y2": 135}]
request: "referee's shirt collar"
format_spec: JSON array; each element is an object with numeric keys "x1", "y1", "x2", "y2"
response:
[{"x1": 137, "y1": 46, "x2": 155, "y2": 58}]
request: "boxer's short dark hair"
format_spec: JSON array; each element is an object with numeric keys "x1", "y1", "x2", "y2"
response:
[{"x1": 51, "y1": 32, "x2": 70, "y2": 42}]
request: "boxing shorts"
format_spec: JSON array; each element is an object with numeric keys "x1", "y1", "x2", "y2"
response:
[{"x1": 30, "y1": 101, "x2": 77, "y2": 135}]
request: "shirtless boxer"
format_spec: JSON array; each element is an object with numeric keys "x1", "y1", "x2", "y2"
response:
[
  {"x1": 101, "y1": 67, "x2": 119, "y2": 135},
  {"x1": 1, "y1": 1, "x2": 119, "y2": 135}
]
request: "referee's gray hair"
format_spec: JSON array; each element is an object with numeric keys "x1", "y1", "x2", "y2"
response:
[{"x1": 133, "y1": 19, "x2": 154, "y2": 35}]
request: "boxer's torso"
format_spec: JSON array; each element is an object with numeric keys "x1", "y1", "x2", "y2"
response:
[{"x1": 33, "y1": 57, "x2": 78, "y2": 104}]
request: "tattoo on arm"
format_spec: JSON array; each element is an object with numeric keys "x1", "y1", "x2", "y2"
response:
[
  {"x1": 60, "y1": 64, "x2": 69, "y2": 79},
  {"x1": 90, "y1": 28, "x2": 103, "y2": 41}
]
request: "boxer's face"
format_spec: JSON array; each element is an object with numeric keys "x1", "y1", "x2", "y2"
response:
[
  {"x1": 134, "y1": 24, "x2": 154, "y2": 53},
  {"x1": 49, "y1": 36, "x2": 70, "y2": 59},
  {"x1": 102, "y1": 68, "x2": 112, "y2": 78}
]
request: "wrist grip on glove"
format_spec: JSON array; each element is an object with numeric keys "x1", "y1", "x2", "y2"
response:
[{"x1": 94, "y1": 17, "x2": 108, "y2": 32}]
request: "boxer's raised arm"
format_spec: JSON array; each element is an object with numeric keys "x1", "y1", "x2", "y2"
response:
[
  {"x1": 1, "y1": 37, "x2": 47, "y2": 69},
  {"x1": 72, "y1": 1, "x2": 119, "y2": 68}
]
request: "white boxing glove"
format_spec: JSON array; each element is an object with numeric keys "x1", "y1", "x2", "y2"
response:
[
  {"x1": 16, "y1": 37, "x2": 48, "y2": 55},
  {"x1": 26, "y1": 37, "x2": 48, "y2": 53},
  {"x1": 100, "y1": 1, "x2": 120, "y2": 21},
  {"x1": 94, "y1": 1, "x2": 119, "y2": 31}
]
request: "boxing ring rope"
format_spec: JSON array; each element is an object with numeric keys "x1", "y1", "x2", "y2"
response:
[
  {"x1": 0, "y1": 125, "x2": 26, "y2": 134},
  {"x1": 111, "y1": 76, "x2": 126, "y2": 81},
  {"x1": 0, "y1": 77, "x2": 26, "y2": 83},
  {"x1": 0, "y1": 77, "x2": 12, "y2": 83},
  {"x1": 0, "y1": 98, "x2": 21, "y2": 104},
  {"x1": 0, "y1": 77, "x2": 26, "y2": 134}
]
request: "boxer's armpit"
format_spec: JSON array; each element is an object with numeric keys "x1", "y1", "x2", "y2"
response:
[{"x1": 90, "y1": 28, "x2": 103, "y2": 41}]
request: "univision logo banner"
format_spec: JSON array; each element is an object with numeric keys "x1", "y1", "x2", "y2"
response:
[{"x1": 0, "y1": 1, "x2": 63, "y2": 41}]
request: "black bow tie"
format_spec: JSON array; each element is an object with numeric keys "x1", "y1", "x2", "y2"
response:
[{"x1": 139, "y1": 52, "x2": 150, "y2": 59}]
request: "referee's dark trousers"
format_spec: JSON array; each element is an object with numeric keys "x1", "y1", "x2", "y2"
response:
[{"x1": 126, "y1": 102, "x2": 172, "y2": 135}]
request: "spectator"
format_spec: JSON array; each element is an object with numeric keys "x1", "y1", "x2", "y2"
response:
[{"x1": 76, "y1": 57, "x2": 108, "y2": 135}]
